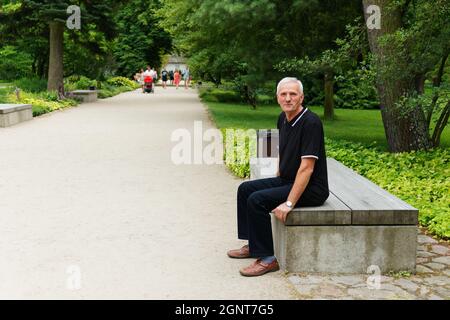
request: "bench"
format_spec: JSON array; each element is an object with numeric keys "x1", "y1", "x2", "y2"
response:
[
  {"x1": 250, "y1": 130, "x2": 418, "y2": 274},
  {"x1": 71, "y1": 90, "x2": 98, "y2": 103},
  {"x1": 0, "y1": 104, "x2": 33, "y2": 127}
]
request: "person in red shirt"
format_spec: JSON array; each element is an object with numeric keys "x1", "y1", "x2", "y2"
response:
[{"x1": 174, "y1": 70, "x2": 181, "y2": 89}]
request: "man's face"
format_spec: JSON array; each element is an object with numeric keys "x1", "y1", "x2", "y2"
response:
[{"x1": 277, "y1": 82, "x2": 304, "y2": 113}]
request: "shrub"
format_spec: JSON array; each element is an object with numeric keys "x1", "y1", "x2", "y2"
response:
[
  {"x1": 199, "y1": 88, "x2": 242, "y2": 103},
  {"x1": 106, "y1": 76, "x2": 137, "y2": 88},
  {"x1": 334, "y1": 64, "x2": 379, "y2": 110},
  {"x1": 13, "y1": 77, "x2": 47, "y2": 93},
  {"x1": 6, "y1": 90, "x2": 77, "y2": 116},
  {"x1": 0, "y1": 87, "x2": 12, "y2": 103},
  {"x1": 74, "y1": 76, "x2": 97, "y2": 90},
  {"x1": 256, "y1": 94, "x2": 276, "y2": 105},
  {"x1": 0, "y1": 46, "x2": 32, "y2": 80},
  {"x1": 66, "y1": 75, "x2": 81, "y2": 84},
  {"x1": 325, "y1": 139, "x2": 449, "y2": 239},
  {"x1": 98, "y1": 85, "x2": 133, "y2": 99}
]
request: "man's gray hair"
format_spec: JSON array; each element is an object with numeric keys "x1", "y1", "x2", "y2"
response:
[{"x1": 276, "y1": 77, "x2": 304, "y2": 95}]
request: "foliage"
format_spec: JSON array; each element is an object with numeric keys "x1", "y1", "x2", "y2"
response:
[
  {"x1": 63, "y1": 31, "x2": 113, "y2": 80},
  {"x1": 97, "y1": 85, "x2": 134, "y2": 99},
  {"x1": 326, "y1": 139, "x2": 449, "y2": 239},
  {"x1": 13, "y1": 77, "x2": 47, "y2": 93},
  {"x1": 159, "y1": 0, "x2": 362, "y2": 107},
  {"x1": 219, "y1": 128, "x2": 255, "y2": 178},
  {"x1": 256, "y1": 94, "x2": 276, "y2": 105},
  {"x1": 363, "y1": 0, "x2": 450, "y2": 150},
  {"x1": 199, "y1": 88, "x2": 242, "y2": 103},
  {"x1": 65, "y1": 75, "x2": 97, "y2": 90},
  {"x1": 0, "y1": 45, "x2": 33, "y2": 80},
  {"x1": 0, "y1": 0, "x2": 124, "y2": 89},
  {"x1": 199, "y1": 84, "x2": 276, "y2": 105},
  {"x1": 0, "y1": 87, "x2": 12, "y2": 103},
  {"x1": 113, "y1": 0, "x2": 172, "y2": 77},
  {"x1": 386, "y1": 270, "x2": 412, "y2": 279},
  {"x1": 6, "y1": 90, "x2": 77, "y2": 116},
  {"x1": 334, "y1": 60, "x2": 379, "y2": 109},
  {"x1": 276, "y1": 21, "x2": 371, "y2": 116},
  {"x1": 106, "y1": 76, "x2": 137, "y2": 88}
]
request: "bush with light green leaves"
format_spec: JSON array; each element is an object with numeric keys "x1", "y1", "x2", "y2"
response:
[
  {"x1": 6, "y1": 90, "x2": 78, "y2": 116},
  {"x1": 106, "y1": 76, "x2": 138, "y2": 89}
]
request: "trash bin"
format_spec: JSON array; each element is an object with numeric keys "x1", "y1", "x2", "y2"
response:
[{"x1": 257, "y1": 129, "x2": 279, "y2": 158}]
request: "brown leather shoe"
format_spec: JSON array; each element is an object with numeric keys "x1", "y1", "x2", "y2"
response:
[
  {"x1": 239, "y1": 259, "x2": 280, "y2": 277},
  {"x1": 227, "y1": 245, "x2": 250, "y2": 259}
]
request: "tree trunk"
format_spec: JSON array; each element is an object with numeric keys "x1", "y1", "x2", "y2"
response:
[
  {"x1": 47, "y1": 21, "x2": 64, "y2": 92},
  {"x1": 324, "y1": 72, "x2": 334, "y2": 120},
  {"x1": 363, "y1": 0, "x2": 432, "y2": 152},
  {"x1": 32, "y1": 56, "x2": 37, "y2": 76},
  {"x1": 37, "y1": 56, "x2": 47, "y2": 79},
  {"x1": 244, "y1": 85, "x2": 257, "y2": 109}
]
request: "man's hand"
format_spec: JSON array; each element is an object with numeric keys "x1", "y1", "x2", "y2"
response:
[{"x1": 272, "y1": 203, "x2": 292, "y2": 224}]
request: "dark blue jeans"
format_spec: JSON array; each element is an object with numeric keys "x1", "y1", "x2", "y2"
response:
[{"x1": 237, "y1": 177, "x2": 328, "y2": 257}]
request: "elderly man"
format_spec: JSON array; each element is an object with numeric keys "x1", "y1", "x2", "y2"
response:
[{"x1": 227, "y1": 77, "x2": 329, "y2": 277}]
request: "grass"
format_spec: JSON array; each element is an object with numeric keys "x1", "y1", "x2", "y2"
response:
[{"x1": 205, "y1": 102, "x2": 450, "y2": 150}]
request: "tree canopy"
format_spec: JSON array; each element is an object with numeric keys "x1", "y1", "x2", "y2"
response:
[{"x1": 0, "y1": 0, "x2": 172, "y2": 87}]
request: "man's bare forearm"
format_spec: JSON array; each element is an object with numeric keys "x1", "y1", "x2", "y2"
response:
[{"x1": 286, "y1": 160, "x2": 315, "y2": 206}]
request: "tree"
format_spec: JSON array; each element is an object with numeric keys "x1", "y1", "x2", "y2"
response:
[
  {"x1": 362, "y1": 0, "x2": 450, "y2": 151},
  {"x1": 277, "y1": 23, "x2": 369, "y2": 120},
  {"x1": 160, "y1": 0, "x2": 362, "y2": 107},
  {"x1": 1, "y1": 0, "x2": 117, "y2": 91},
  {"x1": 0, "y1": 1, "x2": 48, "y2": 78},
  {"x1": 113, "y1": 0, "x2": 172, "y2": 77}
]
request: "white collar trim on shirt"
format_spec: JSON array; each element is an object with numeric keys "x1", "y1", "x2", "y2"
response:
[{"x1": 291, "y1": 108, "x2": 308, "y2": 127}]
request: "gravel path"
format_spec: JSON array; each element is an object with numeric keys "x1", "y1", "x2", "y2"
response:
[{"x1": 0, "y1": 87, "x2": 295, "y2": 299}]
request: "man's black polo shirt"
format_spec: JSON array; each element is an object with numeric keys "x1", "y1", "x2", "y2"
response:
[{"x1": 277, "y1": 108, "x2": 329, "y2": 195}]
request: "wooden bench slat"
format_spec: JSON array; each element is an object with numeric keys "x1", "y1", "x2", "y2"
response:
[
  {"x1": 327, "y1": 158, "x2": 418, "y2": 225},
  {"x1": 286, "y1": 192, "x2": 351, "y2": 225}
]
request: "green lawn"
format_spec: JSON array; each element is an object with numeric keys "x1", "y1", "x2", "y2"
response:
[{"x1": 205, "y1": 102, "x2": 450, "y2": 150}]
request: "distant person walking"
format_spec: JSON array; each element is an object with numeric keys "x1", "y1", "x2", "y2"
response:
[
  {"x1": 174, "y1": 70, "x2": 181, "y2": 89},
  {"x1": 169, "y1": 70, "x2": 174, "y2": 85},
  {"x1": 134, "y1": 70, "x2": 141, "y2": 83},
  {"x1": 142, "y1": 66, "x2": 153, "y2": 93},
  {"x1": 139, "y1": 68, "x2": 145, "y2": 93},
  {"x1": 161, "y1": 69, "x2": 168, "y2": 89},
  {"x1": 184, "y1": 67, "x2": 191, "y2": 89},
  {"x1": 150, "y1": 67, "x2": 158, "y2": 84}
]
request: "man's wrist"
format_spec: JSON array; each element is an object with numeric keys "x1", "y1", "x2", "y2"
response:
[{"x1": 285, "y1": 201, "x2": 293, "y2": 209}]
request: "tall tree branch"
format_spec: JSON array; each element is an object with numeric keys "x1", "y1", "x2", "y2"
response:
[
  {"x1": 432, "y1": 100, "x2": 450, "y2": 147},
  {"x1": 426, "y1": 51, "x2": 449, "y2": 132}
]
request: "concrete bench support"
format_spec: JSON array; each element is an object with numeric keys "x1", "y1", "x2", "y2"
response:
[
  {"x1": 250, "y1": 157, "x2": 418, "y2": 274},
  {"x1": 272, "y1": 224, "x2": 417, "y2": 274},
  {"x1": 0, "y1": 104, "x2": 33, "y2": 127},
  {"x1": 72, "y1": 90, "x2": 98, "y2": 103}
]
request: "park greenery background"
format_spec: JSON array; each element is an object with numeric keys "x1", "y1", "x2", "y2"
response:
[{"x1": 0, "y1": 0, "x2": 449, "y2": 239}]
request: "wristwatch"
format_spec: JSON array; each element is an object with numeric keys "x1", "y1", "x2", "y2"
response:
[{"x1": 286, "y1": 201, "x2": 293, "y2": 209}]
